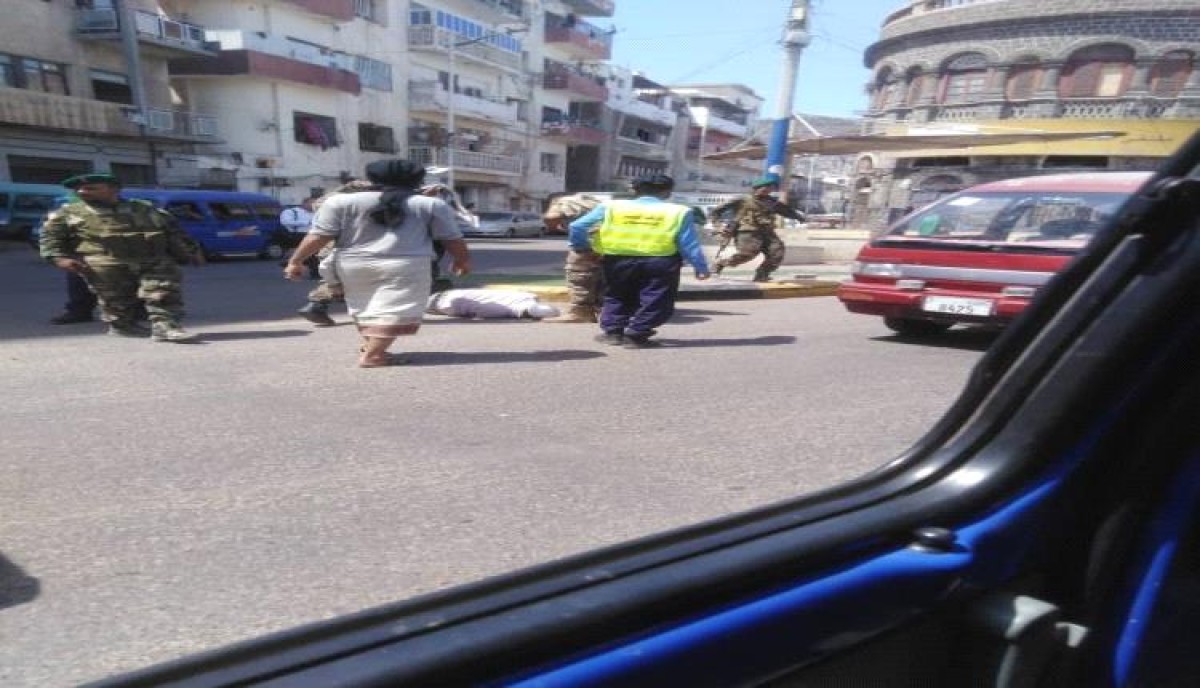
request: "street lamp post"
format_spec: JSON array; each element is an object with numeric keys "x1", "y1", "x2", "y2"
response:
[{"x1": 444, "y1": 25, "x2": 526, "y2": 194}]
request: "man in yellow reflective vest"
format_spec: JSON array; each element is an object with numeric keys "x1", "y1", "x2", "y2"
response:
[{"x1": 568, "y1": 174, "x2": 710, "y2": 349}]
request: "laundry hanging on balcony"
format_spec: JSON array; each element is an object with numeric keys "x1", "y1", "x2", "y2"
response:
[{"x1": 298, "y1": 117, "x2": 333, "y2": 150}]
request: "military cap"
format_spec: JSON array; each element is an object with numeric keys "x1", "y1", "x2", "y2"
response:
[
  {"x1": 751, "y1": 177, "x2": 780, "y2": 189},
  {"x1": 62, "y1": 172, "x2": 120, "y2": 189},
  {"x1": 631, "y1": 173, "x2": 675, "y2": 191}
]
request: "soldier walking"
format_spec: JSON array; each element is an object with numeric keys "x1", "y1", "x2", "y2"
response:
[
  {"x1": 709, "y1": 177, "x2": 805, "y2": 282},
  {"x1": 39, "y1": 172, "x2": 204, "y2": 342},
  {"x1": 541, "y1": 193, "x2": 603, "y2": 323}
]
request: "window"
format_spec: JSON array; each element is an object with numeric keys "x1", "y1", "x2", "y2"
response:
[
  {"x1": 358, "y1": 123, "x2": 396, "y2": 153},
  {"x1": 904, "y1": 69, "x2": 927, "y2": 106},
  {"x1": 940, "y1": 53, "x2": 990, "y2": 104},
  {"x1": 166, "y1": 201, "x2": 206, "y2": 221},
  {"x1": 539, "y1": 153, "x2": 560, "y2": 174},
  {"x1": 90, "y1": 69, "x2": 132, "y2": 104},
  {"x1": 1061, "y1": 44, "x2": 1134, "y2": 98},
  {"x1": 109, "y1": 163, "x2": 153, "y2": 186},
  {"x1": 1, "y1": 53, "x2": 68, "y2": 94},
  {"x1": 1006, "y1": 62, "x2": 1041, "y2": 100},
  {"x1": 208, "y1": 203, "x2": 254, "y2": 220},
  {"x1": 354, "y1": 0, "x2": 378, "y2": 22},
  {"x1": 353, "y1": 55, "x2": 392, "y2": 91},
  {"x1": 1150, "y1": 51, "x2": 1194, "y2": 97},
  {"x1": 294, "y1": 112, "x2": 339, "y2": 149}
]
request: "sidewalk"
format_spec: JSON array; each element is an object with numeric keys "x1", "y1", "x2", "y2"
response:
[{"x1": 469, "y1": 262, "x2": 853, "y2": 303}]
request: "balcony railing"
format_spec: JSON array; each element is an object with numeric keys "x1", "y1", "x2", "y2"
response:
[
  {"x1": 0, "y1": 86, "x2": 219, "y2": 141},
  {"x1": 76, "y1": 7, "x2": 212, "y2": 55},
  {"x1": 543, "y1": 71, "x2": 608, "y2": 101},
  {"x1": 613, "y1": 97, "x2": 678, "y2": 127},
  {"x1": 1057, "y1": 98, "x2": 1139, "y2": 119},
  {"x1": 408, "y1": 82, "x2": 519, "y2": 125},
  {"x1": 203, "y1": 30, "x2": 356, "y2": 70},
  {"x1": 407, "y1": 26, "x2": 522, "y2": 71},
  {"x1": 543, "y1": 21, "x2": 613, "y2": 61},
  {"x1": 408, "y1": 145, "x2": 522, "y2": 175}
]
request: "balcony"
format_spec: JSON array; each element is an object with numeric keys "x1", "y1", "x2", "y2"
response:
[
  {"x1": 543, "y1": 71, "x2": 608, "y2": 101},
  {"x1": 407, "y1": 25, "x2": 522, "y2": 71},
  {"x1": 408, "y1": 81, "x2": 519, "y2": 126},
  {"x1": 540, "y1": 119, "x2": 608, "y2": 146},
  {"x1": 75, "y1": 7, "x2": 214, "y2": 57},
  {"x1": 561, "y1": 0, "x2": 616, "y2": 17},
  {"x1": 170, "y1": 31, "x2": 360, "y2": 94},
  {"x1": 0, "y1": 87, "x2": 219, "y2": 142},
  {"x1": 408, "y1": 145, "x2": 522, "y2": 176},
  {"x1": 543, "y1": 19, "x2": 612, "y2": 61},
  {"x1": 613, "y1": 97, "x2": 678, "y2": 128}
]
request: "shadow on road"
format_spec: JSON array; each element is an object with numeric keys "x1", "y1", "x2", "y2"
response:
[
  {"x1": 872, "y1": 327, "x2": 1000, "y2": 352},
  {"x1": 653, "y1": 335, "x2": 797, "y2": 349},
  {"x1": 0, "y1": 552, "x2": 40, "y2": 611},
  {"x1": 406, "y1": 350, "x2": 606, "y2": 366},
  {"x1": 197, "y1": 329, "x2": 313, "y2": 342}
]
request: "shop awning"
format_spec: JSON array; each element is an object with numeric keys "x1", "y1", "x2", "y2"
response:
[{"x1": 702, "y1": 130, "x2": 1127, "y2": 160}]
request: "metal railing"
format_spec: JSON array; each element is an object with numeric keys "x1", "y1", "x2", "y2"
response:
[
  {"x1": 77, "y1": 8, "x2": 208, "y2": 51},
  {"x1": 408, "y1": 145, "x2": 522, "y2": 174},
  {"x1": 407, "y1": 25, "x2": 522, "y2": 70}
]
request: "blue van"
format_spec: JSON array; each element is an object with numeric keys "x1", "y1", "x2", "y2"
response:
[
  {"x1": 121, "y1": 189, "x2": 286, "y2": 259},
  {"x1": 30, "y1": 189, "x2": 287, "y2": 259},
  {"x1": 0, "y1": 182, "x2": 67, "y2": 240}
]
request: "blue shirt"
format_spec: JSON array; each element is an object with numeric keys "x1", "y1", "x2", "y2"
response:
[{"x1": 569, "y1": 196, "x2": 709, "y2": 275}]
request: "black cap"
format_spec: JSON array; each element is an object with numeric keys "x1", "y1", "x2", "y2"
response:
[
  {"x1": 632, "y1": 174, "x2": 675, "y2": 192},
  {"x1": 62, "y1": 172, "x2": 120, "y2": 189}
]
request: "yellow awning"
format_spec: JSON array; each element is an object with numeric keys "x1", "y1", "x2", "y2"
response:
[{"x1": 702, "y1": 129, "x2": 1128, "y2": 160}]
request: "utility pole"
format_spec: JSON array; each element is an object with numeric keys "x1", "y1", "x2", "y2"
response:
[
  {"x1": 763, "y1": 0, "x2": 811, "y2": 186},
  {"x1": 115, "y1": 0, "x2": 158, "y2": 184}
]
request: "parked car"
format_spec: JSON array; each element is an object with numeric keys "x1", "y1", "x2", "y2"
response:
[
  {"x1": 28, "y1": 189, "x2": 285, "y2": 260},
  {"x1": 0, "y1": 182, "x2": 66, "y2": 240},
  {"x1": 464, "y1": 211, "x2": 545, "y2": 238},
  {"x1": 836, "y1": 171, "x2": 1151, "y2": 336}
]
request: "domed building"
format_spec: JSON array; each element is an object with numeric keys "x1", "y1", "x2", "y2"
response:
[{"x1": 857, "y1": 0, "x2": 1200, "y2": 227}]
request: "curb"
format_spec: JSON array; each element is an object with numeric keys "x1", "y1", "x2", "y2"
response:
[{"x1": 471, "y1": 280, "x2": 842, "y2": 303}]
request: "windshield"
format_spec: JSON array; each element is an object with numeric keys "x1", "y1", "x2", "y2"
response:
[{"x1": 887, "y1": 190, "x2": 1131, "y2": 248}]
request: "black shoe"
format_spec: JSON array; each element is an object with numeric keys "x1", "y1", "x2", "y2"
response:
[
  {"x1": 298, "y1": 302, "x2": 336, "y2": 327},
  {"x1": 622, "y1": 336, "x2": 661, "y2": 349},
  {"x1": 594, "y1": 332, "x2": 624, "y2": 345},
  {"x1": 712, "y1": 263, "x2": 724, "y2": 277},
  {"x1": 50, "y1": 312, "x2": 95, "y2": 325},
  {"x1": 752, "y1": 273, "x2": 772, "y2": 283}
]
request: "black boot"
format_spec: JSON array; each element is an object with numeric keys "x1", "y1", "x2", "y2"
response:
[
  {"x1": 50, "y1": 311, "x2": 95, "y2": 324},
  {"x1": 297, "y1": 301, "x2": 335, "y2": 327}
]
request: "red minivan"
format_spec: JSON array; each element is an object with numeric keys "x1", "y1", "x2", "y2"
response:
[{"x1": 836, "y1": 171, "x2": 1152, "y2": 336}]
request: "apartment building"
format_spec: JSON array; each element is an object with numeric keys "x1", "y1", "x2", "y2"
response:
[
  {"x1": 0, "y1": 0, "x2": 220, "y2": 184},
  {"x1": 669, "y1": 83, "x2": 763, "y2": 194}
]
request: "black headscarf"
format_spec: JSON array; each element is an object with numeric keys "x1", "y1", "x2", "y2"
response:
[{"x1": 364, "y1": 159, "x2": 427, "y2": 226}]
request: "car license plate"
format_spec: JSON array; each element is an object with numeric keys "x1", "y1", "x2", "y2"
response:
[{"x1": 922, "y1": 295, "x2": 994, "y2": 316}]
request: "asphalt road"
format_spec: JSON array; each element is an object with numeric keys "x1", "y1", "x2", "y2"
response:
[{"x1": 0, "y1": 239, "x2": 995, "y2": 686}]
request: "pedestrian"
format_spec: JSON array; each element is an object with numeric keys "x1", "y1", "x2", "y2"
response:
[
  {"x1": 426, "y1": 288, "x2": 560, "y2": 320},
  {"x1": 280, "y1": 198, "x2": 319, "y2": 278},
  {"x1": 39, "y1": 172, "x2": 204, "y2": 342},
  {"x1": 540, "y1": 193, "x2": 603, "y2": 323},
  {"x1": 284, "y1": 159, "x2": 470, "y2": 368},
  {"x1": 709, "y1": 177, "x2": 805, "y2": 282},
  {"x1": 418, "y1": 183, "x2": 476, "y2": 292},
  {"x1": 568, "y1": 174, "x2": 710, "y2": 349},
  {"x1": 294, "y1": 179, "x2": 376, "y2": 327}
]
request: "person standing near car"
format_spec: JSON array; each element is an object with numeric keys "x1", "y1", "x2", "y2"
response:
[
  {"x1": 541, "y1": 193, "x2": 603, "y2": 323},
  {"x1": 709, "y1": 177, "x2": 805, "y2": 282},
  {"x1": 280, "y1": 198, "x2": 319, "y2": 279},
  {"x1": 569, "y1": 174, "x2": 709, "y2": 348},
  {"x1": 40, "y1": 172, "x2": 204, "y2": 342}
]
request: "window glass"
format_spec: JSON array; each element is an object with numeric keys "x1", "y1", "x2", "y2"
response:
[
  {"x1": 0, "y1": 54, "x2": 16, "y2": 88},
  {"x1": 13, "y1": 194, "x2": 58, "y2": 212},
  {"x1": 209, "y1": 203, "x2": 253, "y2": 220},
  {"x1": 253, "y1": 204, "x2": 281, "y2": 220},
  {"x1": 166, "y1": 202, "x2": 205, "y2": 221}
]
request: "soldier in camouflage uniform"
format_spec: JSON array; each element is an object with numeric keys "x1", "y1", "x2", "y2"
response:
[
  {"x1": 541, "y1": 193, "x2": 603, "y2": 323},
  {"x1": 709, "y1": 177, "x2": 804, "y2": 282},
  {"x1": 40, "y1": 173, "x2": 204, "y2": 342}
]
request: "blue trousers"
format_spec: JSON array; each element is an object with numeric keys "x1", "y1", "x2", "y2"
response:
[
  {"x1": 599, "y1": 255, "x2": 682, "y2": 337},
  {"x1": 65, "y1": 270, "x2": 98, "y2": 316}
]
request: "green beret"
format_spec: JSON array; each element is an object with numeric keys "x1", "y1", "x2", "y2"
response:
[
  {"x1": 62, "y1": 173, "x2": 120, "y2": 189},
  {"x1": 751, "y1": 177, "x2": 780, "y2": 189}
]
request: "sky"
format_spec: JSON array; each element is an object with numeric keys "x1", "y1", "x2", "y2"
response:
[{"x1": 606, "y1": 0, "x2": 905, "y2": 119}]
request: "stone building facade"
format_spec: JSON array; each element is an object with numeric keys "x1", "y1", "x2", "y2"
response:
[{"x1": 858, "y1": 0, "x2": 1200, "y2": 228}]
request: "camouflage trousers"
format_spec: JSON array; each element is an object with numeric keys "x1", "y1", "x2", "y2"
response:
[
  {"x1": 81, "y1": 255, "x2": 185, "y2": 325},
  {"x1": 716, "y1": 230, "x2": 786, "y2": 277},
  {"x1": 564, "y1": 249, "x2": 605, "y2": 308}
]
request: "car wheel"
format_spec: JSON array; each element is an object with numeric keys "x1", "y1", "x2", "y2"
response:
[
  {"x1": 258, "y1": 240, "x2": 286, "y2": 261},
  {"x1": 883, "y1": 317, "x2": 952, "y2": 337}
]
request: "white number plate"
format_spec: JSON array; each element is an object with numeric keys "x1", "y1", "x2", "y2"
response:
[{"x1": 922, "y1": 295, "x2": 994, "y2": 316}]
